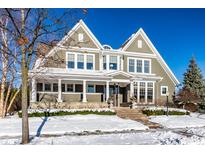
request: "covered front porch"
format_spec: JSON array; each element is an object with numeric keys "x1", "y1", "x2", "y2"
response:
[{"x1": 29, "y1": 70, "x2": 162, "y2": 107}]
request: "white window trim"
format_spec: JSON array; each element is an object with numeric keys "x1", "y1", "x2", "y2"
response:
[
  {"x1": 103, "y1": 54, "x2": 120, "y2": 71},
  {"x1": 133, "y1": 81, "x2": 155, "y2": 104},
  {"x1": 127, "y1": 57, "x2": 151, "y2": 74},
  {"x1": 66, "y1": 51, "x2": 95, "y2": 71},
  {"x1": 161, "y1": 86, "x2": 168, "y2": 96}
]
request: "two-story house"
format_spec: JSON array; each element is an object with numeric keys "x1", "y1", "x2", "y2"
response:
[{"x1": 29, "y1": 20, "x2": 179, "y2": 107}]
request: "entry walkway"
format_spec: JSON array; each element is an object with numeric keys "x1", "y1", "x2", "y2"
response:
[{"x1": 114, "y1": 107, "x2": 162, "y2": 129}]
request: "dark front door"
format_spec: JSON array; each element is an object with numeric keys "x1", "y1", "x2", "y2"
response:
[{"x1": 120, "y1": 87, "x2": 127, "y2": 103}]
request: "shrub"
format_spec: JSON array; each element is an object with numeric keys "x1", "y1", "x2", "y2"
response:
[
  {"x1": 18, "y1": 109, "x2": 116, "y2": 117},
  {"x1": 142, "y1": 107, "x2": 190, "y2": 116}
]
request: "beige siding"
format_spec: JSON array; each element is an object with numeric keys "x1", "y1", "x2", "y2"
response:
[
  {"x1": 125, "y1": 35, "x2": 154, "y2": 54},
  {"x1": 63, "y1": 27, "x2": 98, "y2": 49},
  {"x1": 151, "y1": 58, "x2": 175, "y2": 104}
]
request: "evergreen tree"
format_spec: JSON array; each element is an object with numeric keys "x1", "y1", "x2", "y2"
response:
[{"x1": 183, "y1": 57, "x2": 204, "y2": 96}]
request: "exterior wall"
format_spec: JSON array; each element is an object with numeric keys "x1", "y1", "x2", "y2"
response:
[
  {"x1": 38, "y1": 93, "x2": 58, "y2": 102},
  {"x1": 62, "y1": 93, "x2": 82, "y2": 102},
  {"x1": 44, "y1": 50, "x2": 100, "y2": 70},
  {"x1": 62, "y1": 27, "x2": 98, "y2": 49},
  {"x1": 125, "y1": 35, "x2": 153, "y2": 54},
  {"x1": 151, "y1": 58, "x2": 175, "y2": 105},
  {"x1": 87, "y1": 94, "x2": 103, "y2": 102}
]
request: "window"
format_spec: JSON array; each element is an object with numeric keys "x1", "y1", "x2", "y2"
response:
[
  {"x1": 44, "y1": 83, "x2": 51, "y2": 92},
  {"x1": 96, "y1": 85, "x2": 104, "y2": 93},
  {"x1": 75, "y1": 84, "x2": 83, "y2": 92},
  {"x1": 87, "y1": 85, "x2": 95, "y2": 93},
  {"x1": 67, "y1": 54, "x2": 75, "y2": 69},
  {"x1": 77, "y1": 54, "x2": 84, "y2": 69},
  {"x1": 129, "y1": 59, "x2": 135, "y2": 72},
  {"x1": 139, "y1": 82, "x2": 145, "y2": 103},
  {"x1": 109, "y1": 56, "x2": 117, "y2": 70},
  {"x1": 147, "y1": 82, "x2": 153, "y2": 103},
  {"x1": 67, "y1": 84, "x2": 74, "y2": 92},
  {"x1": 87, "y1": 55, "x2": 94, "y2": 70},
  {"x1": 161, "y1": 86, "x2": 168, "y2": 96},
  {"x1": 144, "y1": 60, "x2": 150, "y2": 73},
  {"x1": 103, "y1": 55, "x2": 107, "y2": 70},
  {"x1": 136, "y1": 60, "x2": 143, "y2": 73},
  {"x1": 37, "y1": 83, "x2": 43, "y2": 92},
  {"x1": 134, "y1": 82, "x2": 138, "y2": 99},
  {"x1": 138, "y1": 40, "x2": 142, "y2": 48},
  {"x1": 128, "y1": 58, "x2": 151, "y2": 74},
  {"x1": 61, "y1": 84, "x2": 65, "y2": 92},
  {"x1": 78, "y1": 33, "x2": 84, "y2": 42},
  {"x1": 53, "y1": 83, "x2": 58, "y2": 92}
]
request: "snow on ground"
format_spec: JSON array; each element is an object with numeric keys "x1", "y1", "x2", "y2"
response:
[
  {"x1": 150, "y1": 113, "x2": 205, "y2": 129},
  {"x1": 0, "y1": 115, "x2": 148, "y2": 137},
  {"x1": 1, "y1": 127, "x2": 205, "y2": 145}
]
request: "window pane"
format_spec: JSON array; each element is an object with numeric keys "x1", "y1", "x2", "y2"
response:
[
  {"x1": 87, "y1": 85, "x2": 94, "y2": 93},
  {"x1": 103, "y1": 56, "x2": 106, "y2": 70},
  {"x1": 147, "y1": 82, "x2": 153, "y2": 103},
  {"x1": 67, "y1": 54, "x2": 75, "y2": 69},
  {"x1": 129, "y1": 59, "x2": 135, "y2": 72},
  {"x1": 37, "y1": 83, "x2": 43, "y2": 92},
  {"x1": 144, "y1": 60, "x2": 150, "y2": 73},
  {"x1": 87, "y1": 55, "x2": 93, "y2": 70},
  {"x1": 136, "y1": 60, "x2": 142, "y2": 73},
  {"x1": 67, "y1": 84, "x2": 73, "y2": 92},
  {"x1": 53, "y1": 83, "x2": 58, "y2": 92},
  {"x1": 77, "y1": 54, "x2": 84, "y2": 69},
  {"x1": 139, "y1": 82, "x2": 145, "y2": 103},
  {"x1": 134, "y1": 82, "x2": 138, "y2": 99},
  {"x1": 96, "y1": 85, "x2": 104, "y2": 93},
  {"x1": 109, "y1": 56, "x2": 117, "y2": 70},
  {"x1": 162, "y1": 87, "x2": 167, "y2": 94},
  {"x1": 75, "y1": 84, "x2": 83, "y2": 92},
  {"x1": 61, "y1": 84, "x2": 65, "y2": 92},
  {"x1": 45, "y1": 83, "x2": 51, "y2": 92}
]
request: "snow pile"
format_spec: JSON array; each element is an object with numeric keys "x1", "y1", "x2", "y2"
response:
[{"x1": 150, "y1": 115, "x2": 205, "y2": 128}]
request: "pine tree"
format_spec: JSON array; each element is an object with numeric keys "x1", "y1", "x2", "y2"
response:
[{"x1": 183, "y1": 57, "x2": 204, "y2": 96}]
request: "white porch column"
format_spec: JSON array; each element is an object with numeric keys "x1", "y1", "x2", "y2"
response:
[
  {"x1": 31, "y1": 78, "x2": 37, "y2": 102},
  {"x1": 57, "y1": 79, "x2": 62, "y2": 102},
  {"x1": 106, "y1": 81, "x2": 110, "y2": 101},
  {"x1": 130, "y1": 81, "x2": 134, "y2": 97},
  {"x1": 82, "y1": 80, "x2": 87, "y2": 102}
]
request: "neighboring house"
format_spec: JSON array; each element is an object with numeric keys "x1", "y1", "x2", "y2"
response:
[{"x1": 29, "y1": 20, "x2": 179, "y2": 107}]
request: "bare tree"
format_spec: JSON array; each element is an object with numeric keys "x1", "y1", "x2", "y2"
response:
[
  {"x1": 0, "y1": 17, "x2": 20, "y2": 118},
  {"x1": 0, "y1": 8, "x2": 85, "y2": 144}
]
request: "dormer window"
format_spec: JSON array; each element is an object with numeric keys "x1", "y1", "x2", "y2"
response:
[
  {"x1": 78, "y1": 33, "x2": 84, "y2": 42},
  {"x1": 138, "y1": 40, "x2": 142, "y2": 48}
]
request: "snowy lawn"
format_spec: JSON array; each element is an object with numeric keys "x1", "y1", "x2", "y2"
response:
[
  {"x1": 150, "y1": 113, "x2": 205, "y2": 129},
  {"x1": 0, "y1": 114, "x2": 148, "y2": 137},
  {"x1": 1, "y1": 127, "x2": 205, "y2": 145}
]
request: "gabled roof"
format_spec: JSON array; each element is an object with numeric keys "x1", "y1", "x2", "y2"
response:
[
  {"x1": 46, "y1": 19, "x2": 103, "y2": 58},
  {"x1": 34, "y1": 20, "x2": 103, "y2": 69},
  {"x1": 120, "y1": 28, "x2": 180, "y2": 85},
  {"x1": 106, "y1": 71, "x2": 134, "y2": 78}
]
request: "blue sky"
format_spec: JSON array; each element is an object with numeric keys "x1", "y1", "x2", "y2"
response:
[{"x1": 81, "y1": 8, "x2": 205, "y2": 83}]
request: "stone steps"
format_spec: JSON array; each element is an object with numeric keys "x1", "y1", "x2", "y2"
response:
[{"x1": 114, "y1": 107, "x2": 162, "y2": 129}]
